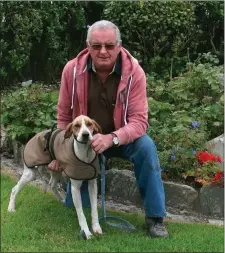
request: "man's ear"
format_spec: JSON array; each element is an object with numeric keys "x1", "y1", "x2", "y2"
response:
[
  {"x1": 86, "y1": 40, "x2": 90, "y2": 50},
  {"x1": 64, "y1": 123, "x2": 73, "y2": 139},
  {"x1": 92, "y1": 120, "x2": 102, "y2": 134}
]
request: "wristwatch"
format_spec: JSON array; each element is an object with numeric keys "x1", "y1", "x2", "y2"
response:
[{"x1": 111, "y1": 133, "x2": 119, "y2": 147}]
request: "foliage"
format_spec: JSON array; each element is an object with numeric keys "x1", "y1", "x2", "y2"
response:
[
  {"x1": 104, "y1": 1, "x2": 224, "y2": 79},
  {"x1": 1, "y1": 84, "x2": 58, "y2": 144},
  {"x1": 1, "y1": 1, "x2": 223, "y2": 87},
  {"x1": 0, "y1": 1, "x2": 224, "y2": 187},
  {"x1": 193, "y1": 1, "x2": 224, "y2": 62},
  {"x1": 147, "y1": 59, "x2": 224, "y2": 181},
  {"x1": 0, "y1": 1, "x2": 87, "y2": 88}
]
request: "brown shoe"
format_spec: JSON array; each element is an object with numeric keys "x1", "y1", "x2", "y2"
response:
[{"x1": 145, "y1": 217, "x2": 169, "y2": 238}]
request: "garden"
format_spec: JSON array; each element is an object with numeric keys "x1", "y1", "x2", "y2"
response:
[
  {"x1": 1, "y1": 2, "x2": 224, "y2": 191},
  {"x1": 1, "y1": 2, "x2": 224, "y2": 252}
]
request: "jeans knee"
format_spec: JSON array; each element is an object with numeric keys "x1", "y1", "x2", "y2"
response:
[
  {"x1": 134, "y1": 135, "x2": 157, "y2": 155},
  {"x1": 133, "y1": 135, "x2": 160, "y2": 171}
]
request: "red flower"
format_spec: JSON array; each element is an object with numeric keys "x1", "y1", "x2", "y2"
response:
[
  {"x1": 213, "y1": 171, "x2": 224, "y2": 182},
  {"x1": 216, "y1": 156, "x2": 222, "y2": 163},
  {"x1": 196, "y1": 151, "x2": 222, "y2": 164}
]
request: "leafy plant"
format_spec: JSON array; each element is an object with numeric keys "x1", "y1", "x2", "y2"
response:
[
  {"x1": 1, "y1": 84, "x2": 58, "y2": 143},
  {"x1": 104, "y1": 1, "x2": 224, "y2": 80},
  {"x1": 147, "y1": 60, "x2": 224, "y2": 181},
  {"x1": 0, "y1": 2, "x2": 86, "y2": 88}
]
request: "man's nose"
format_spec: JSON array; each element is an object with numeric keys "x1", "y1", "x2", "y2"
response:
[{"x1": 99, "y1": 45, "x2": 107, "y2": 54}]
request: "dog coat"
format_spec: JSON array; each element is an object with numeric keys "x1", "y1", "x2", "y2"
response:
[{"x1": 23, "y1": 129, "x2": 100, "y2": 180}]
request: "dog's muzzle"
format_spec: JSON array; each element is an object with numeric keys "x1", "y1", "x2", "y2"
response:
[{"x1": 74, "y1": 133, "x2": 91, "y2": 144}]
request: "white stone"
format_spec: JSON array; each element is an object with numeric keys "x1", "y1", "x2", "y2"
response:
[
  {"x1": 206, "y1": 134, "x2": 224, "y2": 169},
  {"x1": 21, "y1": 80, "x2": 32, "y2": 87}
]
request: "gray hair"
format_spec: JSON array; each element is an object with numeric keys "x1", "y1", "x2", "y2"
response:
[{"x1": 86, "y1": 20, "x2": 121, "y2": 43}]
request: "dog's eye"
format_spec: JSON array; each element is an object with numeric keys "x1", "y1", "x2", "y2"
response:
[
  {"x1": 86, "y1": 122, "x2": 92, "y2": 127},
  {"x1": 74, "y1": 123, "x2": 81, "y2": 128}
]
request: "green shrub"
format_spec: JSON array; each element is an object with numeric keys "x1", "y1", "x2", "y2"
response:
[
  {"x1": 0, "y1": 2, "x2": 86, "y2": 88},
  {"x1": 1, "y1": 84, "x2": 58, "y2": 144},
  {"x1": 103, "y1": 1, "x2": 224, "y2": 80},
  {"x1": 147, "y1": 60, "x2": 224, "y2": 178}
]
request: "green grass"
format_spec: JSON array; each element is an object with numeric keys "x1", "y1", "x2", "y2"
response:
[{"x1": 1, "y1": 173, "x2": 224, "y2": 252}]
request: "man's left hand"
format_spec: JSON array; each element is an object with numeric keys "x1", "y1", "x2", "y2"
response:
[{"x1": 91, "y1": 134, "x2": 113, "y2": 154}]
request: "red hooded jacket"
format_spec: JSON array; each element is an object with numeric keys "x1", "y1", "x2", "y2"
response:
[{"x1": 57, "y1": 47, "x2": 149, "y2": 145}]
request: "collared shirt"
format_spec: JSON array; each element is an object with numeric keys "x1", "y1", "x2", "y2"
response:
[{"x1": 87, "y1": 54, "x2": 121, "y2": 134}]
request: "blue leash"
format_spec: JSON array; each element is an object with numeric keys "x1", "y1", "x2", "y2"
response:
[{"x1": 98, "y1": 154, "x2": 136, "y2": 231}]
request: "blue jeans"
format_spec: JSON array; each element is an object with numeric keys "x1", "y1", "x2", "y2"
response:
[
  {"x1": 65, "y1": 134, "x2": 166, "y2": 218},
  {"x1": 104, "y1": 134, "x2": 166, "y2": 218}
]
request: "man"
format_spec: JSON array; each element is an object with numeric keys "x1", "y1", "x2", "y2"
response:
[{"x1": 49, "y1": 20, "x2": 169, "y2": 238}]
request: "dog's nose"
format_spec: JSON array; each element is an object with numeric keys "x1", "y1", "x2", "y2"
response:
[{"x1": 82, "y1": 132, "x2": 89, "y2": 139}]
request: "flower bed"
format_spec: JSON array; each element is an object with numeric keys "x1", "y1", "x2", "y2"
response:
[{"x1": 180, "y1": 151, "x2": 223, "y2": 188}]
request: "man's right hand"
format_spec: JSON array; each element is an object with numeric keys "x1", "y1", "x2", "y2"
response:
[{"x1": 48, "y1": 160, "x2": 63, "y2": 172}]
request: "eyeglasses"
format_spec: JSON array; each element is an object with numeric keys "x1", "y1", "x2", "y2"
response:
[{"x1": 88, "y1": 42, "x2": 118, "y2": 51}]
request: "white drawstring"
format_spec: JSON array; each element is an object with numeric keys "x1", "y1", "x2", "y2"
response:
[
  {"x1": 71, "y1": 66, "x2": 77, "y2": 109},
  {"x1": 124, "y1": 75, "x2": 132, "y2": 125}
]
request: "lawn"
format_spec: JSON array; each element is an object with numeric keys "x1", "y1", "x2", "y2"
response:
[{"x1": 1, "y1": 173, "x2": 224, "y2": 252}]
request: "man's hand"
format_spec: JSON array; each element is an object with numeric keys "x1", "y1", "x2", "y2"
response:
[
  {"x1": 91, "y1": 134, "x2": 113, "y2": 154},
  {"x1": 48, "y1": 160, "x2": 63, "y2": 172}
]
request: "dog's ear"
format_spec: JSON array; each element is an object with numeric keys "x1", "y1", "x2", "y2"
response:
[
  {"x1": 92, "y1": 120, "x2": 102, "y2": 134},
  {"x1": 64, "y1": 123, "x2": 73, "y2": 139}
]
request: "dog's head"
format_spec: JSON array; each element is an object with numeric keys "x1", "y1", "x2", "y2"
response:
[{"x1": 64, "y1": 115, "x2": 102, "y2": 142}]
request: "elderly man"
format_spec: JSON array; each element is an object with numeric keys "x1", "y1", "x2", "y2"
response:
[{"x1": 49, "y1": 20, "x2": 169, "y2": 238}]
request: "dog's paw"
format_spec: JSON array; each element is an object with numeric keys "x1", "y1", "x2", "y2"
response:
[
  {"x1": 7, "y1": 206, "x2": 16, "y2": 212},
  {"x1": 92, "y1": 224, "x2": 103, "y2": 235},
  {"x1": 80, "y1": 229, "x2": 93, "y2": 240}
]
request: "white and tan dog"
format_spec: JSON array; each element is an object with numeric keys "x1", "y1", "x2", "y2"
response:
[{"x1": 8, "y1": 115, "x2": 103, "y2": 239}]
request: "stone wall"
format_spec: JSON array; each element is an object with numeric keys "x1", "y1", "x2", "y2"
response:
[
  {"x1": 1, "y1": 137, "x2": 224, "y2": 219},
  {"x1": 106, "y1": 169, "x2": 224, "y2": 219}
]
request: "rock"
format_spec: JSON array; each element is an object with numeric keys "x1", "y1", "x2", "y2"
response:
[
  {"x1": 1, "y1": 156, "x2": 224, "y2": 225},
  {"x1": 11, "y1": 140, "x2": 24, "y2": 166},
  {"x1": 0, "y1": 128, "x2": 6, "y2": 148},
  {"x1": 21, "y1": 80, "x2": 32, "y2": 87},
  {"x1": 106, "y1": 169, "x2": 142, "y2": 206},
  {"x1": 4, "y1": 139, "x2": 224, "y2": 220},
  {"x1": 199, "y1": 185, "x2": 224, "y2": 218},
  {"x1": 0, "y1": 128, "x2": 13, "y2": 156},
  {"x1": 106, "y1": 169, "x2": 199, "y2": 214},
  {"x1": 206, "y1": 134, "x2": 224, "y2": 169},
  {"x1": 164, "y1": 181, "x2": 198, "y2": 213},
  {"x1": 219, "y1": 73, "x2": 224, "y2": 87},
  {"x1": 208, "y1": 219, "x2": 224, "y2": 226}
]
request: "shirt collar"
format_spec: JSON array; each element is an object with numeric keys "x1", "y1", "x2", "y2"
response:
[{"x1": 87, "y1": 53, "x2": 121, "y2": 76}]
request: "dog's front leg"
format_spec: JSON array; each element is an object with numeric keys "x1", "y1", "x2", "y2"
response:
[
  {"x1": 88, "y1": 178, "x2": 102, "y2": 235},
  {"x1": 70, "y1": 179, "x2": 93, "y2": 239}
]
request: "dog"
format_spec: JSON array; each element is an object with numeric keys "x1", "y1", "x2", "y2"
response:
[{"x1": 8, "y1": 115, "x2": 103, "y2": 239}]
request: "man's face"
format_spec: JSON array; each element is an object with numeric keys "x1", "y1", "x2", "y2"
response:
[{"x1": 87, "y1": 28, "x2": 121, "y2": 72}]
